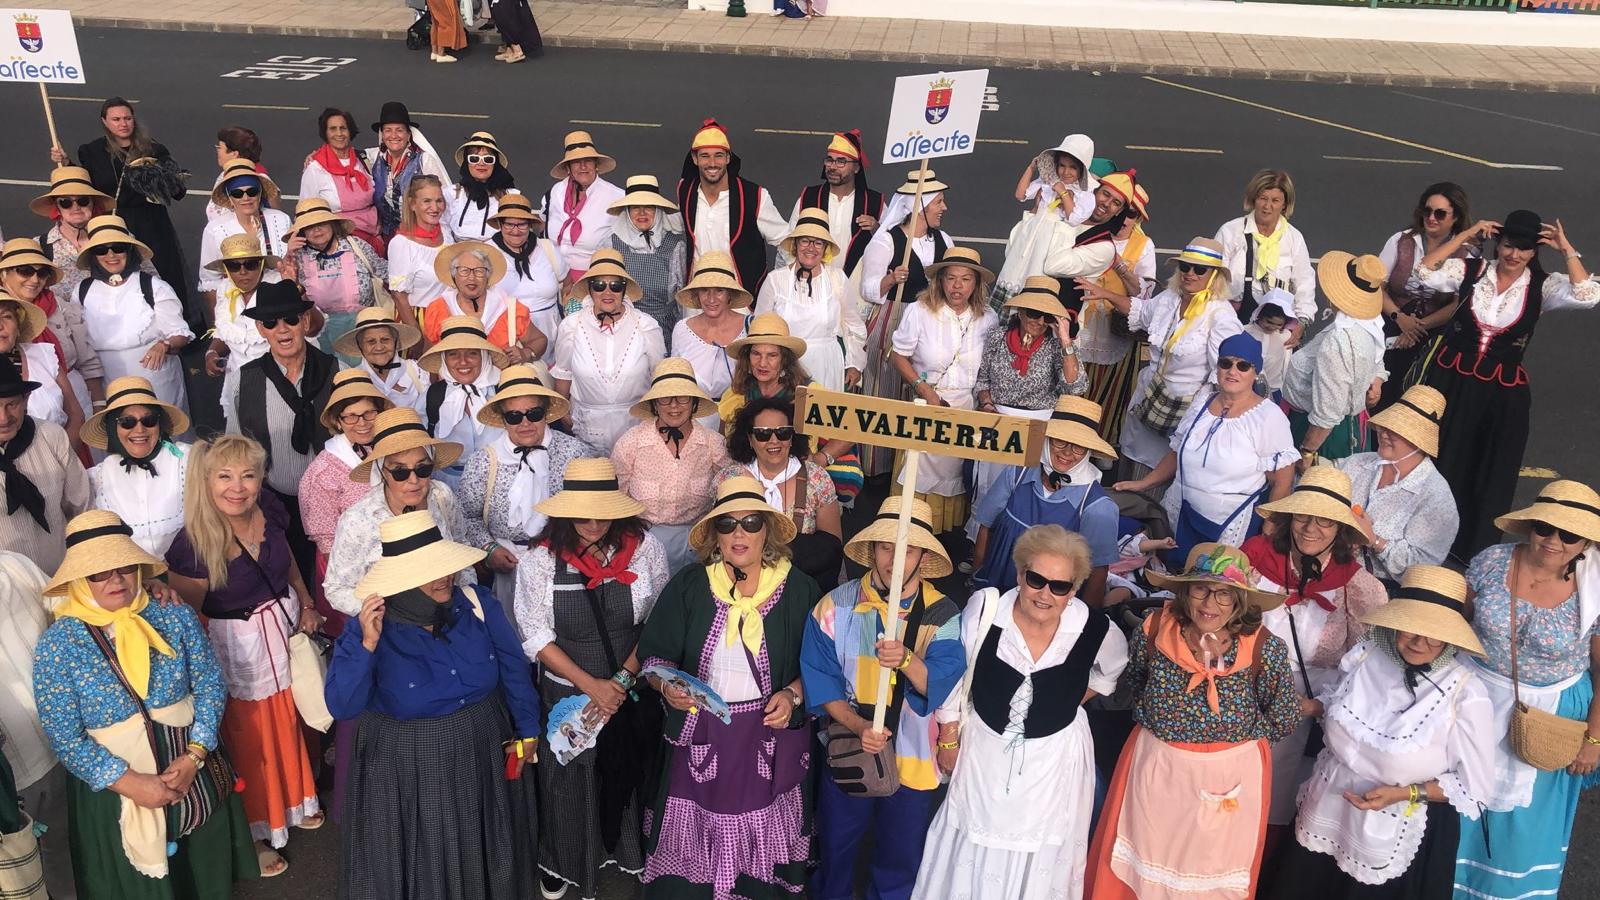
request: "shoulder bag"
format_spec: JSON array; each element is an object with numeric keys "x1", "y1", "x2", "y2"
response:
[{"x1": 1506, "y1": 549, "x2": 1587, "y2": 771}]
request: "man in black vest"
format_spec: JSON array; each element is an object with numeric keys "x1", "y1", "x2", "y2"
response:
[
  {"x1": 787, "y1": 130, "x2": 883, "y2": 278},
  {"x1": 676, "y1": 118, "x2": 789, "y2": 295},
  {"x1": 234, "y1": 280, "x2": 335, "y2": 583}
]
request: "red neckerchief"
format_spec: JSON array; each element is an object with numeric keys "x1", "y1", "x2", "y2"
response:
[
  {"x1": 31, "y1": 288, "x2": 58, "y2": 319},
  {"x1": 1241, "y1": 534, "x2": 1358, "y2": 611},
  {"x1": 401, "y1": 224, "x2": 442, "y2": 242},
  {"x1": 553, "y1": 531, "x2": 641, "y2": 589},
  {"x1": 1005, "y1": 323, "x2": 1044, "y2": 376},
  {"x1": 311, "y1": 143, "x2": 371, "y2": 192}
]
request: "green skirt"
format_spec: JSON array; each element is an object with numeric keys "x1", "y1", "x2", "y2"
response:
[{"x1": 1287, "y1": 407, "x2": 1368, "y2": 460}]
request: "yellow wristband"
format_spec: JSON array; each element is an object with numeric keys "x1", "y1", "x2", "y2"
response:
[{"x1": 936, "y1": 739, "x2": 960, "y2": 750}]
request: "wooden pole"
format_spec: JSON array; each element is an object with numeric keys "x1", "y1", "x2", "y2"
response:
[
  {"x1": 892, "y1": 157, "x2": 931, "y2": 303},
  {"x1": 870, "y1": 398, "x2": 926, "y2": 735},
  {"x1": 39, "y1": 83, "x2": 61, "y2": 155}
]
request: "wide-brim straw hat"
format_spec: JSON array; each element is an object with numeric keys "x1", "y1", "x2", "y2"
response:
[
  {"x1": 82, "y1": 375, "x2": 192, "y2": 450},
  {"x1": 479, "y1": 363, "x2": 570, "y2": 427},
  {"x1": 0, "y1": 239, "x2": 61, "y2": 287},
  {"x1": 925, "y1": 246, "x2": 995, "y2": 288},
  {"x1": 203, "y1": 233, "x2": 280, "y2": 274},
  {"x1": 287, "y1": 197, "x2": 353, "y2": 238},
  {"x1": 676, "y1": 251, "x2": 752, "y2": 309},
  {"x1": 30, "y1": 166, "x2": 113, "y2": 218},
  {"x1": 1147, "y1": 542, "x2": 1287, "y2": 612},
  {"x1": 76, "y1": 216, "x2": 152, "y2": 268},
  {"x1": 1004, "y1": 276, "x2": 1071, "y2": 320},
  {"x1": 895, "y1": 169, "x2": 949, "y2": 195},
  {"x1": 1257, "y1": 464, "x2": 1369, "y2": 543},
  {"x1": 455, "y1": 131, "x2": 508, "y2": 167},
  {"x1": 1317, "y1": 251, "x2": 1385, "y2": 320},
  {"x1": 630, "y1": 357, "x2": 717, "y2": 420},
  {"x1": 210, "y1": 159, "x2": 281, "y2": 208},
  {"x1": 350, "y1": 407, "x2": 464, "y2": 482},
  {"x1": 334, "y1": 307, "x2": 422, "y2": 358},
  {"x1": 1045, "y1": 396, "x2": 1117, "y2": 461},
  {"x1": 356, "y1": 509, "x2": 486, "y2": 599},
  {"x1": 433, "y1": 240, "x2": 508, "y2": 287},
  {"x1": 0, "y1": 290, "x2": 49, "y2": 344},
  {"x1": 689, "y1": 475, "x2": 798, "y2": 551},
  {"x1": 727, "y1": 311, "x2": 806, "y2": 357},
  {"x1": 1360, "y1": 565, "x2": 1485, "y2": 656},
  {"x1": 534, "y1": 458, "x2": 645, "y2": 520},
  {"x1": 581, "y1": 249, "x2": 644, "y2": 301},
  {"x1": 1173, "y1": 237, "x2": 1229, "y2": 270},
  {"x1": 488, "y1": 194, "x2": 543, "y2": 228},
  {"x1": 607, "y1": 175, "x2": 680, "y2": 215},
  {"x1": 44, "y1": 510, "x2": 168, "y2": 596},
  {"x1": 844, "y1": 496, "x2": 953, "y2": 579},
  {"x1": 320, "y1": 369, "x2": 393, "y2": 432},
  {"x1": 780, "y1": 207, "x2": 839, "y2": 258},
  {"x1": 551, "y1": 130, "x2": 617, "y2": 179},
  {"x1": 417, "y1": 315, "x2": 511, "y2": 374},
  {"x1": 1494, "y1": 479, "x2": 1600, "y2": 545},
  {"x1": 1368, "y1": 385, "x2": 1445, "y2": 459}
]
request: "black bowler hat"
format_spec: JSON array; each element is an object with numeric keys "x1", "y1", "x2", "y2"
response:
[
  {"x1": 0, "y1": 354, "x2": 40, "y2": 398},
  {"x1": 371, "y1": 101, "x2": 417, "y2": 134},
  {"x1": 241, "y1": 281, "x2": 315, "y2": 323},
  {"x1": 1500, "y1": 209, "x2": 1543, "y2": 249}
]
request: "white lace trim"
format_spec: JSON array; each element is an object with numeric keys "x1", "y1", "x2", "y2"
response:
[
  {"x1": 1437, "y1": 771, "x2": 1482, "y2": 821},
  {"x1": 1110, "y1": 837, "x2": 1252, "y2": 893},
  {"x1": 1292, "y1": 759, "x2": 1427, "y2": 886},
  {"x1": 1322, "y1": 643, "x2": 1466, "y2": 756}
]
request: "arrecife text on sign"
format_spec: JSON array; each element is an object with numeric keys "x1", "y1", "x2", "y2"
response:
[{"x1": 794, "y1": 386, "x2": 1046, "y2": 468}]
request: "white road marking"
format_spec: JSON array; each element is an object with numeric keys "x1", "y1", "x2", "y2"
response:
[
  {"x1": 1390, "y1": 90, "x2": 1600, "y2": 139},
  {"x1": 410, "y1": 111, "x2": 490, "y2": 120},
  {"x1": 1124, "y1": 144, "x2": 1224, "y2": 155},
  {"x1": 53, "y1": 96, "x2": 136, "y2": 103},
  {"x1": 222, "y1": 103, "x2": 310, "y2": 111},
  {"x1": 1322, "y1": 154, "x2": 1431, "y2": 165},
  {"x1": 569, "y1": 119, "x2": 661, "y2": 128},
  {"x1": 754, "y1": 127, "x2": 1025, "y2": 145}
]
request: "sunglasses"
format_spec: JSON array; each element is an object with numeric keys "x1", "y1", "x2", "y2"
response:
[
  {"x1": 223, "y1": 258, "x2": 263, "y2": 273},
  {"x1": 1019, "y1": 308, "x2": 1056, "y2": 323},
  {"x1": 1423, "y1": 207, "x2": 1453, "y2": 221},
  {"x1": 588, "y1": 279, "x2": 627, "y2": 294},
  {"x1": 1532, "y1": 520, "x2": 1584, "y2": 544},
  {"x1": 1292, "y1": 513, "x2": 1338, "y2": 529},
  {"x1": 91, "y1": 243, "x2": 130, "y2": 256},
  {"x1": 9, "y1": 265, "x2": 50, "y2": 280},
  {"x1": 116, "y1": 413, "x2": 161, "y2": 430},
  {"x1": 751, "y1": 426, "x2": 794, "y2": 442},
  {"x1": 1176, "y1": 262, "x2": 1211, "y2": 275},
  {"x1": 501, "y1": 407, "x2": 547, "y2": 425},
  {"x1": 713, "y1": 513, "x2": 767, "y2": 535},
  {"x1": 465, "y1": 153, "x2": 498, "y2": 165},
  {"x1": 1022, "y1": 568, "x2": 1074, "y2": 597},
  {"x1": 258, "y1": 315, "x2": 302, "y2": 330},
  {"x1": 228, "y1": 186, "x2": 262, "y2": 200},
  {"x1": 87, "y1": 563, "x2": 140, "y2": 583},
  {"x1": 383, "y1": 462, "x2": 436, "y2": 482},
  {"x1": 1217, "y1": 358, "x2": 1254, "y2": 372},
  {"x1": 56, "y1": 196, "x2": 95, "y2": 209}
]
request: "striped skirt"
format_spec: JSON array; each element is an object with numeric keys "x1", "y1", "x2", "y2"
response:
[{"x1": 1085, "y1": 344, "x2": 1141, "y2": 449}]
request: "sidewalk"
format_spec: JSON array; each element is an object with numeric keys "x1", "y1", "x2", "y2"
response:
[{"x1": 60, "y1": 0, "x2": 1600, "y2": 94}]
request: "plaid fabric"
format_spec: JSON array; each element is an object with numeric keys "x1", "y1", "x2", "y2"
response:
[{"x1": 1131, "y1": 376, "x2": 1195, "y2": 438}]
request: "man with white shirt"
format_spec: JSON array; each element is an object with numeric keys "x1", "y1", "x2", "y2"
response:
[
  {"x1": 786, "y1": 130, "x2": 883, "y2": 277},
  {"x1": 675, "y1": 118, "x2": 788, "y2": 294}
]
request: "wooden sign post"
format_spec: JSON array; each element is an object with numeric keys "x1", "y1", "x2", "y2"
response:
[{"x1": 795, "y1": 385, "x2": 1045, "y2": 734}]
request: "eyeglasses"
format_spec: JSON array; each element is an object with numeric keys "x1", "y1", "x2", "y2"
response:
[
  {"x1": 228, "y1": 186, "x2": 261, "y2": 200},
  {"x1": 713, "y1": 513, "x2": 767, "y2": 535},
  {"x1": 1423, "y1": 206, "x2": 1453, "y2": 221},
  {"x1": 1532, "y1": 520, "x2": 1584, "y2": 545},
  {"x1": 822, "y1": 156, "x2": 855, "y2": 167},
  {"x1": 794, "y1": 238, "x2": 828, "y2": 250},
  {"x1": 338, "y1": 409, "x2": 379, "y2": 426},
  {"x1": 258, "y1": 315, "x2": 301, "y2": 330},
  {"x1": 1022, "y1": 568, "x2": 1074, "y2": 597},
  {"x1": 56, "y1": 196, "x2": 94, "y2": 209},
  {"x1": 1217, "y1": 358, "x2": 1254, "y2": 372},
  {"x1": 8, "y1": 265, "x2": 50, "y2": 280},
  {"x1": 383, "y1": 462, "x2": 436, "y2": 482},
  {"x1": 1177, "y1": 262, "x2": 1211, "y2": 275},
  {"x1": 87, "y1": 564, "x2": 140, "y2": 583},
  {"x1": 1190, "y1": 585, "x2": 1238, "y2": 608},
  {"x1": 1019, "y1": 308, "x2": 1056, "y2": 323},
  {"x1": 751, "y1": 426, "x2": 794, "y2": 442},
  {"x1": 588, "y1": 279, "x2": 627, "y2": 294},
  {"x1": 91, "y1": 243, "x2": 130, "y2": 256},
  {"x1": 501, "y1": 407, "x2": 547, "y2": 425},
  {"x1": 116, "y1": 413, "x2": 160, "y2": 430},
  {"x1": 223, "y1": 259, "x2": 263, "y2": 273},
  {"x1": 655, "y1": 396, "x2": 694, "y2": 407},
  {"x1": 465, "y1": 153, "x2": 498, "y2": 165},
  {"x1": 1292, "y1": 513, "x2": 1338, "y2": 530},
  {"x1": 454, "y1": 267, "x2": 490, "y2": 280}
]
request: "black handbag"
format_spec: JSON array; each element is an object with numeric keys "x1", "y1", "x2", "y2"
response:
[{"x1": 405, "y1": 12, "x2": 432, "y2": 50}]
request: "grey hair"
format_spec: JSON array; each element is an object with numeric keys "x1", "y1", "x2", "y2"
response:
[
  {"x1": 1011, "y1": 524, "x2": 1091, "y2": 591},
  {"x1": 451, "y1": 248, "x2": 494, "y2": 275}
]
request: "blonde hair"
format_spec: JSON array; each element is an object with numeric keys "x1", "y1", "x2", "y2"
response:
[
  {"x1": 917, "y1": 265, "x2": 988, "y2": 316},
  {"x1": 181, "y1": 435, "x2": 268, "y2": 590},
  {"x1": 398, "y1": 174, "x2": 444, "y2": 234},
  {"x1": 695, "y1": 511, "x2": 795, "y2": 564},
  {"x1": 1243, "y1": 169, "x2": 1296, "y2": 217},
  {"x1": 1011, "y1": 524, "x2": 1091, "y2": 591},
  {"x1": 1164, "y1": 265, "x2": 1227, "y2": 298}
]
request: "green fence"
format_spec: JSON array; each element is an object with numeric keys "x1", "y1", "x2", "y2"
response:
[{"x1": 1235, "y1": 0, "x2": 1600, "y2": 11}]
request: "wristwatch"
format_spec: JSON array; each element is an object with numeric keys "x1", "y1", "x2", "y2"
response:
[{"x1": 1062, "y1": 343, "x2": 1079, "y2": 357}]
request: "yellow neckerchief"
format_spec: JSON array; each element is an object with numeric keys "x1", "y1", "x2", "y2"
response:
[
  {"x1": 1159, "y1": 271, "x2": 1218, "y2": 366},
  {"x1": 57, "y1": 579, "x2": 175, "y2": 699},
  {"x1": 1250, "y1": 217, "x2": 1288, "y2": 283},
  {"x1": 709, "y1": 557, "x2": 793, "y2": 657},
  {"x1": 224, "y1": 284, "x2": 250, "y2": 322},
  {"x1": 1088, "y1": 225, "x2": 1150, "y2": 323}
]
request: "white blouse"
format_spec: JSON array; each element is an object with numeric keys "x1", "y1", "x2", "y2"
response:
[
  {"x1": 493, "y1": 238, "x2": 567, "y2": 315},
  {"x1": 891, "y1": 302, "x2": 997, "y2": 398},
  {"x1": 18, "y1": 344, "x2": 66, "y2": 427},
  {"x1": 550, "y1": 302, "x2": 666, "y2": 449},
  {"x1": 445, "y1": 185, "x2": 519, "y2": 242},
  {"x1": 89, "y1": 441, "x2": 190, "y2": 557},
  {"x1": 386, "y1": 234, "x2": 446, "y2": 307},
  {"x1": 1167, "y1": 396, "x2": 1296, "y2": 527},
  {"x1": 672, "y1": 315, "x2": 743, "y2": 430},
  {"x1": 511, "y1": 533, "x2": 670, "y2": 661},
  {"x1": 1130, "y1": 289, "x2": 1243, "y2": 396},
  {"x1": 360, "y1": 357, "x2": 430, "y2": 415},
  {"x1": 859, "y1": 229, "x2": 954, "y2": 306},
  {"x1": 82, "y1": 276, "x2": 192, "y2": 352},
  {"x1": 1416, "y1": 257, "x2": 1600, "y2": 329},
  {"x1": 543, "y1": 176, "x2": 626, "y2": 273},
  {"x1": 196, "y1": 209, "x2": 293, "y2": 295},
  {"x1": 1214, "y1": 215, "x2": 1317, "y2": 322},
  {"x1": 754, "y1": 264, "x2": 867, "y2": 377}
]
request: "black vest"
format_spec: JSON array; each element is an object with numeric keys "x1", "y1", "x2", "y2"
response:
[
  {"x1": 1434, "y1": 258, "x2": 1546, "y2": 387},
  {"x1": 886, "y1": 228, "x2": 949, "y2": 304},
  {"x1": 235, "y1": 346, "x2": 336, "y2": 473},
  {"x1": 678, "y1": 175, "x2": 771, "y2": 295},
  {"x1": 971, "y1": 608, "x2": 1110, "y2": 739},
  {"x1": 799, "y1": 183, "x2": 885, "y2": 277}
]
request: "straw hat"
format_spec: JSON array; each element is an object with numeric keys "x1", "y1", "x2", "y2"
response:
[
  {"x1": 689, "y1": 475, "x2": 797, "y2": 551},
  {"x1": 894, "y1": 168, "x2": 949, "y2": 196},
  {"x1": 43, "y1": 510, "x2": 168, "y2": 596},
  {"x1": 76, "y1": 215, "x2": 152, "y2": 268},
  {"x1": 0, "y1": 290, "x2": 49, "y2": 344},
  {"x1": 1317, "y1": 251, "x2": 1386, "y2": 320},
  {"x1": 1173, "y1": 237, "x2": 1229, "y2": 271},
  {"x1": 488, "y1": 194, "x2": 543, "y2": 228},
  {"x1": 287, "y1": 197, "x2": 353, "y2": 238},
  {"x1": 350, "y1": 407, "x2": 464, "y2": 482},
  {"x1": 550, "y1": 130, "x2": 617, "y2": 179},
  {"x1": 843, "y1": 496, "x2": 953, "y2": 579},
  {"x1": 780, "y1": 207, "x2": 839, "y2": 258},
  {"x1": 534, "y1": 458, "x2": 646, "y2": 520},
  {"x1": 1360, "y1": 565, "x2": 1485, "y2": 656},
  {"x1": 606, "y1": 175, "x2": 680, "y2": 215},
  {"x1": 454, "y1": 131, "x2": 507, "y2": 167},
  {"x1": 1494, "y1": 480, "x2": 1600, "y2": 545},
  {"x1": 82, "y1": 375, "x2": 192, "y2": 450},
  {"x1": 629, "y1": 357, "x2": 717, "y2": 420},
  {"x1": 1045, "y1": 396, "x2": 1117, "y2": 461},
  {"x1": 676, "y1": 251, "x2": 752, "y2": 309},
  {"x1": 355, "y1": 509, "x2": 486, "y2": 598},
  {"x1": 29, "y1": 166, "x2": 113, "y2": 218},
  {"x1": 417, "y1": 315, "x2": 510, "y2": 374},
  {"x1": 210, "y1": 159, "x2": 281, "y2": 208},
  {"x1": 1003, "y1": 276, "x2": 1071, "y2": 320},
  {"x1": 1147, "y1": 542, "x2": 1287, "y2": 612},
  {"x1": 727, "y1": 311, "x2": 806, "y2": 357},
  {"x1": 319, "y1": 369, "x2": 393, "y2": 432},
  {"x1": 925, "y1": 246, "x2": 996, "y2": 288},
  {"x1": 203, "y1": 233, "x2": 280, "y2": 275},
  {"x1": 1256, "y1": 464, "x2": 1368, "y2": 543},
  {"x1": 433, "y1": 240, "x2": 508, "y2": 287},
  {"x1": 1368, "y1": 385, "x2": 1445, "y2": 459},
  {"x1": 334, "y1": 307, "x2": 423, "y2": 358},
  {"x1": 0, "y1": 239, "x2": 61, "y2": 287},
  {"x1": 580, "y1": 249, "x2": 643, "y2": 301},
  {"x1": 478, "y1": 364, "x2": 570, "y2": 427}
]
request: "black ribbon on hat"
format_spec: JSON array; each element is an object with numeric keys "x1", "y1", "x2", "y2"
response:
[
  {"x1": 381, "y1": 525, "x2": 444, "y2": 557},
  {"x1": 1546, "y1": 497, "x2": 1600, "y2": 518},
  {"x1": 870, "y1": 511, "x2": 934, "y2": 533},
  {"x1": 1294, "y1": 484, "x2": 1353, "y2": 508},
  {"x1": 1346, "y1": 259, "x2": 1380, "y2": 293},
  {"x1": 1393, "y1": 397, "x2": 1442, "y2": 423},
  {"x1": 718, "y1": 490, "x2": 768, "y2": 507},
  {"x1": 65, "y1": 521, "x2": 134, "y2": 547},
  {"x1": 625, "y1": 181, "x2": 657, "y2": 195},
  {"x1": 1050, "y1": 409, "x2": 1099, "y2": 430},
  {"x1": 372, "y1": 419, "x2": 427, "y2": 446},
  {"x1": 695, "y1": 266, "x2": 739, "y2": 282},
  {"x1": 563, "y1": 477, "x2": 621, "y2": 492},
  {"x1": 439, "y1": 325, "x2": 487, "y2": 341},
  {"x1": 1393, "y1": 587, "x2": 1467, "y2": 615}
]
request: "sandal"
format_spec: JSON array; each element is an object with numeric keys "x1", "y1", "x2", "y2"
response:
[
  {"x1": 295, "y1": 811, "x2": 326, "y2": 831},
  {"x1": 256, "y1": 848, "x2": 289, "y2": 878}
]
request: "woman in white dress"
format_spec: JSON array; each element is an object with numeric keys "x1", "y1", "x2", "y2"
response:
[
  {"x1": 83, "y1": 376, "x2": 191, "y2": 556},
  {"x1": 551, "y1": 249, "x2": 666, "y2": 451},
  {"x1": 1, "y1": 235, "x2": 100, "y2": 427},
  {"x1": 915, "y1": 525, "x2": 1127, "y2": 900},
  {"x1": 197, "y1": 159, "x2": 292, "y2": 306},
  {"x1": 445, "y1": 131, "x2": 519, "y2": 243},
  {"x1": 889, "y1": 246, "x2": 997, "y2": 533},
  {"x1": 76, "y1": 216, "x2": 192, "y2": 414},
  {"x1": 756, "y1": 207, "x2": 865, "y2": 393},
  {"x1": 489, "y1": 195, "x2": 565, "y2": 361},
  {"x1": 335, "y1": 307, "x2": 429, "y2": 414},
  {"x1": 671, "y1": 252, "x2": 749, "y2": 432},
  {"x1": 0, "y1": 290, "x2": 83, "y2": 440},
  {"x1": 384, "y1": 174, "x2": 449, "y2": 335}
]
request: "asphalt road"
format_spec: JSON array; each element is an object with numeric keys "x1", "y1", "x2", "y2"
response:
[{"x1": 3, "y1": 26, "x2": 1598, "y2": 899}]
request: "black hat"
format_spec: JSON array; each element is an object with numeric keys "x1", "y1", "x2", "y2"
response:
[
  {"x1": 371, "y1": 101, "x2": 417, "y2": 134},
  {"x1": 241, "y1": 281, "x2": 315, "y2": 323},
  {"x1": 0, "y1": 354, "x2": 40, "y2": 398},
  {"x1": 1500, "y1": 209, "x2": 1543, "y2": 249}
]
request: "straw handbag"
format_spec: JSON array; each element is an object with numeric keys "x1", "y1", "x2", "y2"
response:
[{"x1": 1506, "y1": 553, "x2": 1587, "y2": 771}]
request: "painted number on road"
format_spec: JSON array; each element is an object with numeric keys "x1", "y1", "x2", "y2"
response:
[
  {"x1": 983, "y1": 87, "x2": 999, "y2": 112},
  {"x1": 222, "y1": 56, "x2": 357, "y2": 81}
]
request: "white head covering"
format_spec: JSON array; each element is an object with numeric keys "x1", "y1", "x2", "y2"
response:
[
  {"x1": 1329, "y1": 310, "x2": 1388, "y2": 366},
  {"x1": 434, "y1": 352, "x2": 499, "y2": 443},
  {"x1": 870, "y1": 190, "x2": 945, "y2": 247},
  {"x1": 611, "y1": 208, "x2": 686, "y2": 253}
]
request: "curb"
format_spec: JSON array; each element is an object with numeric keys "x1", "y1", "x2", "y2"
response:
[{"x1": 72, "y1": 15, "x2": 1599, "y2": 95}]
